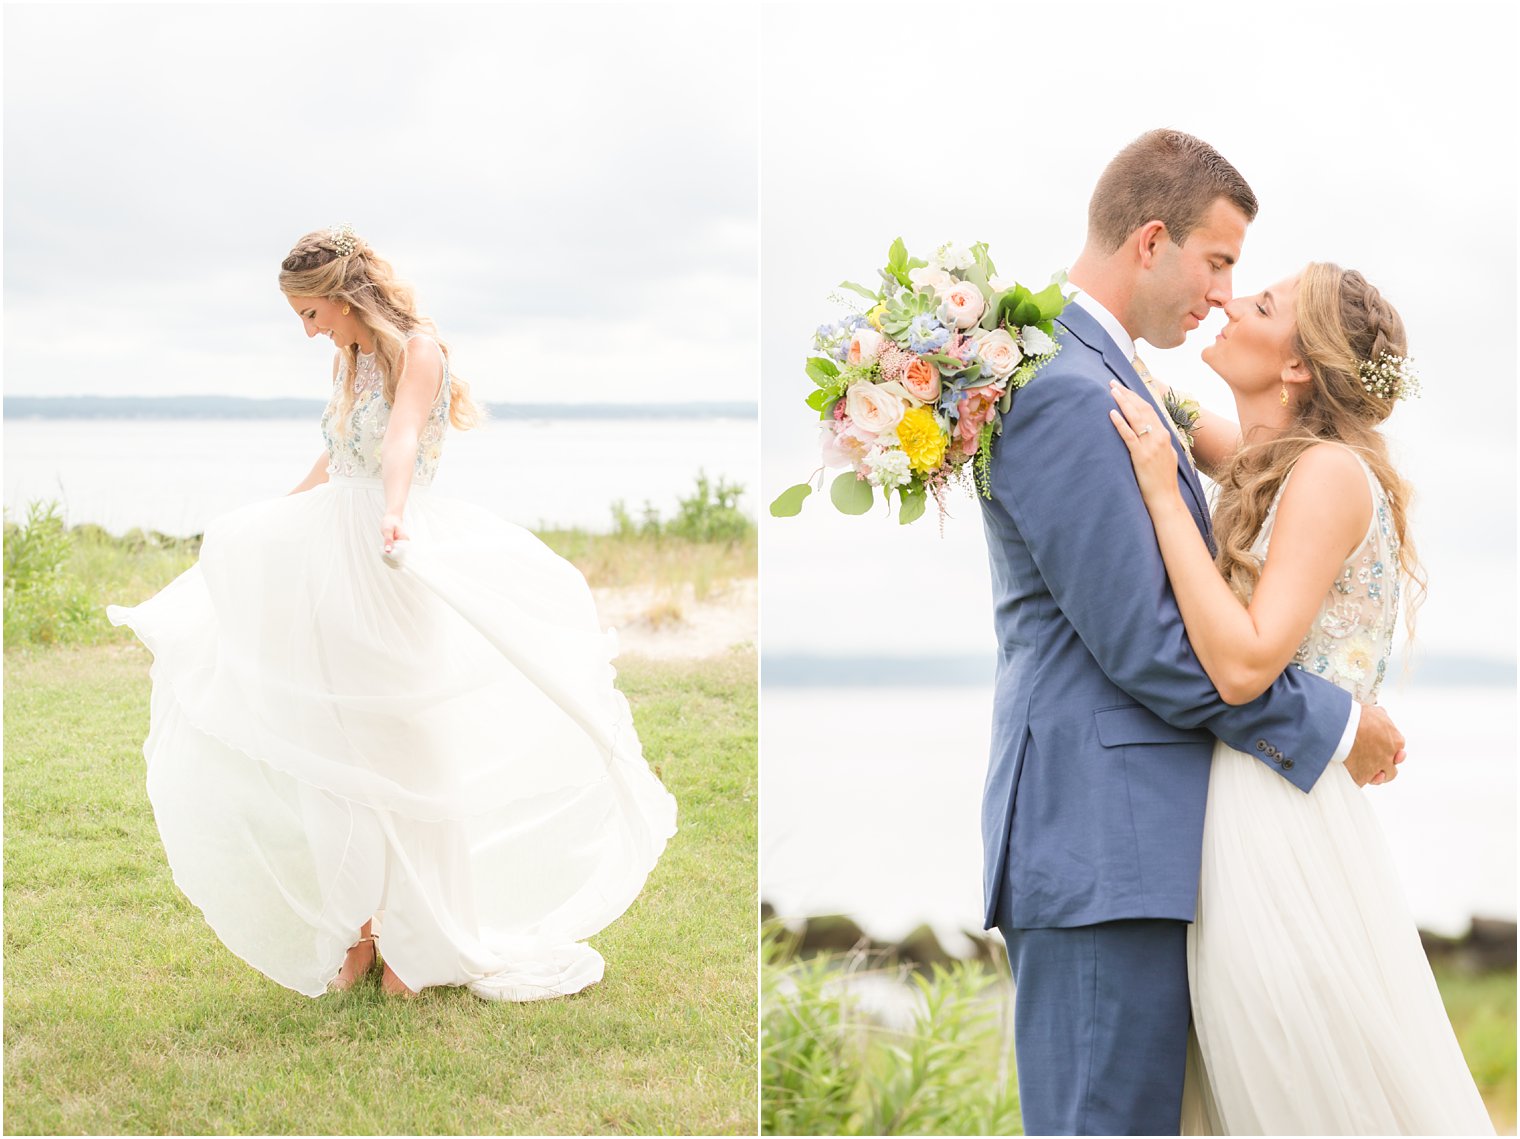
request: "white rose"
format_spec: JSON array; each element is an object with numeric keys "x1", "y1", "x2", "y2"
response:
[
  {"x1": 938, "y1": 281, "x2": 987, "y2": 330},
  {"x1": 846, "y1": 327, "x2": 885, "y2": 366},
  {"x1": 1020, "y1": 325, "x2": 1057, "y2": 358},
  {"x1": 865, "y1": 446, "x2": 912, "y2": 489},
  {"x1": 845, "y1": 381, "x2": 907, "y2": 436},
  {"x1": 933, "y1": 242, "x2": 974, "y2": 271},
  {"x1": 908, "y1": 266, "x2": 956, "y2": 296},
  {"x1": 974, "y1": 328, "x2": 1024, "y2": 379}
]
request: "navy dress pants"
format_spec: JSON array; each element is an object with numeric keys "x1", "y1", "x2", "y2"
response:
[{"x1": 998, "y1": 918, "x2": 1191, "y2": 1136}]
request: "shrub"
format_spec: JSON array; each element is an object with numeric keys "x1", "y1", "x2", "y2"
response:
[{"x1": 3, "y1": 501, "x2": 96, "y2": 646}]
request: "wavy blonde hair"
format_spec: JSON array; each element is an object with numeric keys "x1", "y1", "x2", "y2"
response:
[
  {"x1": 1211, "y1": 262, "x2": 1425, "y2": 635},
  {"x1": 278, "y1": 229, "x2": 485, "y2": 436}
]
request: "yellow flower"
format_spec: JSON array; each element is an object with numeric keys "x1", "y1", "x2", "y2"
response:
[
  {"x1": 867, "y1": 303, "x2": 887, "y2": 330},
  {"x1": 897, "y1": 407, "x2": 948, "y2": 472}
]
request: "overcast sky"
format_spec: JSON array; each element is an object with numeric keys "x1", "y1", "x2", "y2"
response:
[
  {"x1": 3, "y1": 2, "x2": 758, "y2": 406},
  {"x1": 760, "y1": 0, "x2": 1518, "y2": 667}
]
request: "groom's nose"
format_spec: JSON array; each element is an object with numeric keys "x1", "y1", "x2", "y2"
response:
[{"x1": 1206, "y1": 272, "x2": 1233, "y2": 307}]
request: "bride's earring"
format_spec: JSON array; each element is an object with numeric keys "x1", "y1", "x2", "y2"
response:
[
  {"x1": 1280, "y1": 383, "x2": 1288, "y2": 406},
  {"x1": 342, "y1": 303, "x2": 351, "y2": 315}
]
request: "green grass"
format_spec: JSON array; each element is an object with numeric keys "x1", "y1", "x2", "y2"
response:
[
  {"x1": 1435, "y1": 966, "x2": 1518, "y2": 1133},
  {"x1": 4, "y1": 644, "x2": 757, "y2": 1135},
  {"x1": 762, "y1": 938, "x2": 1516, "y2": 1136}
]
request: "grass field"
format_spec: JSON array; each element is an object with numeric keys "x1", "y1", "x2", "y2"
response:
[{"x1": 4, "y1": 644, "x2": 758, "y2": 1135}]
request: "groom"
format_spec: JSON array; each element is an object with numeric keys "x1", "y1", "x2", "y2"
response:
[{"x1": 978, "y1": 128, "x2": 1406, "y2": 1136}]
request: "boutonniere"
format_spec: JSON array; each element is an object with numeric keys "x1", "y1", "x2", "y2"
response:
[{"x1": 1162, "y1": 388, "x2": 1201, "y2": 466}]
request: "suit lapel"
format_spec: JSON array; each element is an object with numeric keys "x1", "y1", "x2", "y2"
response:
[{"x1": 1058, "y1": 306, "x2": 1215, "y2": 546}]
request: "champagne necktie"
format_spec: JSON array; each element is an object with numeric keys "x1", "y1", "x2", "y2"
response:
[{"x1": 1130, "y1": 354, "x2": 1186, "y2": 451}]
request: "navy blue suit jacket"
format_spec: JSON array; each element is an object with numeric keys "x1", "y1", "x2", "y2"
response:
[{"x1": 977, "y1": 303, "x2": 1352, "y2": 930}]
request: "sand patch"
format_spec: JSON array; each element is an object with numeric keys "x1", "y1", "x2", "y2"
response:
[{"x1": 594, "y1": 578, "x2": 756, "y2": 660}]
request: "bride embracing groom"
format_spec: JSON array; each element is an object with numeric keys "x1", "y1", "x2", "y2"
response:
[{"x1": 980, "y1": 130, "x2": 1492, "y2": 1135}]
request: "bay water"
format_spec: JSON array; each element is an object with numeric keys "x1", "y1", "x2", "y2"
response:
[{"x1": 4, "y1": 416, "x2": 756, "y2": 535}]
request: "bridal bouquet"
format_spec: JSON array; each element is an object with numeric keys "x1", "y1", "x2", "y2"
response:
[{"x1": 770, "y1": 239, "x2": 1073, "y2": 525}]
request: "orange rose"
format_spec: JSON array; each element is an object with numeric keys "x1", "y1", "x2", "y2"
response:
[{"x1": 901, "y1": 357, "x2": 941, "y2": 402}]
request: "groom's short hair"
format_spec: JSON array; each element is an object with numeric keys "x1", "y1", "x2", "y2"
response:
[{"x1": 1088, "y1": 129, "x2": 1258, "y2": 252}]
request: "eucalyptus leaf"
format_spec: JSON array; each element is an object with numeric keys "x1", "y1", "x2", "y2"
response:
[
  {"x1": 830, "y1": 472, "x2": 875, "y2": 515},
  {"x1": 769, "y1": 483, "x2": 813, "y2": 518},
  {"x1": 805, "y1": 388, "x2": 833, "y2": 413},
  {"x1": 898, "y1": 487, "x2": 927, "y2": 526}
]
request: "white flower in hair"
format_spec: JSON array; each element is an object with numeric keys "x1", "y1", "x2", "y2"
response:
[
  {"x1": 328, "y1": 223, "x2": 357, "y2": 258},
  {"x1": 1357, "y1": 352, "x2": 1420, "y2": 400}
]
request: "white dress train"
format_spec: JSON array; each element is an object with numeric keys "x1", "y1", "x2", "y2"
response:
[
  {"x1": 107, "y1": 332, "x2": 677, "y2": 1000},
  {"x1": 1180, "y1": 453, "x2": 1492, "y2": 1134}
]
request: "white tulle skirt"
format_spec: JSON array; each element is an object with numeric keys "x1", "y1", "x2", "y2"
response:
[
  {"x1": 1182, "y1": 740, "x2": 1492, "y2": 1135},
  {"x1": 106, "y1": 473, "x2": 677, "y2": 1001}
]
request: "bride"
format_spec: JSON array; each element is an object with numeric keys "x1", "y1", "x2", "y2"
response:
[
  {"x1": 1109, "y1": 262, "x2": 1492, "y2": 1133},
  {"x1": 107, "y1": 225, "x2": 677, "y2": 1001}
]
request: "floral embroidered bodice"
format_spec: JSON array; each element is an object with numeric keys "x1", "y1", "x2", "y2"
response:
[
  {"x1": 320, "y1": 331, "x2": 451, "y2": 485},
  {"x1": 1246, "y1": 450, "x2": 1399, "y2": 703}
]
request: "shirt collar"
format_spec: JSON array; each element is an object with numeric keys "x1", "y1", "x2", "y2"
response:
[{"x1": 1070, "y1": 291, "x2": 1137, "y2": 362}]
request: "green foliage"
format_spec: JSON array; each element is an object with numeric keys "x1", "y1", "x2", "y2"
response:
[
  {"x1": 761, "y1": 932, "x2": 1021, "y2": 1136},
  {"x1": 770, "y1": 483, "x2": 813, "y2": 518},
  {"x1": 830, "y1": 473, "x2": 874, "y2": 516},
  {"x1": 897, "y1": 485, "x2": 926, "y2": 527},
  {"x1": 879, "y1": 289, "x2": 937, "y2": 338},
  {"x1": 883, "y1": 237, "x2": 928, "y2": 290},
  {"x1": 1434, "y1": 967, "x2": 1518, "y2": 1132},
  {"x1": 991, "y1": 281, "x2": 1068, "y2": 333},
  {"x1": 4, "y1": 501, "x2": 96, "y2": 646},
  {"x1": 610, "y1": 471, "x2": 753, "y2": 544}
]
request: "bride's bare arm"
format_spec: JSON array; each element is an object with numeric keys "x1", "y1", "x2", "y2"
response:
[
  {"x1": 288, "y1": 352, "x2": 342, "y2": 495},
  {"x1": 287, "y1": 452, "x2": 330, "y2": 495},
  {"x1": 1109, "y1": 384, "x2": 1371, "y2": 705},
  {"x1": 379, "y1": 335, "x2": 445, "y2": 520}
]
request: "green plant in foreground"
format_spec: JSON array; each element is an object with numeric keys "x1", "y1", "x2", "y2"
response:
[
  {"x1": 4, "y1": 501, "x2": 95, "y2": 646},
  {"x1": 762, "y1": 930, "x2": 1021, "y2": 1136}
]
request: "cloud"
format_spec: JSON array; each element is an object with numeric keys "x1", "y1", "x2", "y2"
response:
[{"x1": 3, "y1": 2, "x2": 758, "y2": 403}]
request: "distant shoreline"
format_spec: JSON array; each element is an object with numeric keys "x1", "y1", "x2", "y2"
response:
[{"x1": 3, "y1": 396, "x2": 757, "y2": 421}]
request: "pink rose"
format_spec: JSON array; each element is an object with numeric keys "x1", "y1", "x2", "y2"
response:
[
  {"x1": 956, "y1": 384, "x2": 1005, "y2": 454},
  {"x1": 901, "y1": 356, "x2": 941, "y2": 402},
  {"x1": 939, "y1": 281, "x2": 986, "y2": 330}
]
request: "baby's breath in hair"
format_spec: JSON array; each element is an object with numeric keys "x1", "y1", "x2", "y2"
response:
[
  {"x1": 328, "y1": 223, "x2": 357, "y2": 258},
  {"x1": 1358, "y1": 352, "x2": 1420, "y2": 400}
]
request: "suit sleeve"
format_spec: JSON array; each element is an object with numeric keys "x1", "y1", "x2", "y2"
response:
[{"x1": 991, "y1": 363, "x2": 1351, "y2": 792}]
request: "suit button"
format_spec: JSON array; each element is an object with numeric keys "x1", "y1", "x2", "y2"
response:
[
  {"x1": 1256, "y1": 740, "x2": 1267, "y2": 752},
  {"x1": 1282, "y1": 758, "x2": 1295, "y2": 770}
]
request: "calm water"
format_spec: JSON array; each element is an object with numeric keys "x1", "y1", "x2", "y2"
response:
[
  {"x1": 4, "y1": 417, "x2": 756, "y2": 534},
  {"x1": 762, "y1": 683, "x2": 1517, "y2": 946}
]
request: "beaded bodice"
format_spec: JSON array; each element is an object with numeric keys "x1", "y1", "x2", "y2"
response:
[
  {"x1": 320, "y1": 331, "x2": 451, "y2": 485},
  {"x1": 1247, "y1": 451, "x2": 1400, "y2": 703}
]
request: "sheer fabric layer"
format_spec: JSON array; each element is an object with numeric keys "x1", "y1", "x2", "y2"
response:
[{"x1": 108, "y1": 476, "x2": 676, "y2": 1000}]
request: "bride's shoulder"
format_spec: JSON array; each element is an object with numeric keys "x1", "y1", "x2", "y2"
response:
[{"x1": 1274, "y1": 442, "x2": 1373, "y2": 547}]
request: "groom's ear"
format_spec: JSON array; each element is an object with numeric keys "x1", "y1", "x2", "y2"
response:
[{"x1": 1134, "y1": 220, "x2": 1169, "y2": 267}]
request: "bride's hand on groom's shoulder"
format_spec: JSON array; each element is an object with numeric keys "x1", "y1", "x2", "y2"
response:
[{"x1": 1108, "y1": 381, "x2": 1179, "y2": 505}]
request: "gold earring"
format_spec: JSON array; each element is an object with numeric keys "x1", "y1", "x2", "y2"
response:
[
  {"x1": 342, "y1": 303, "x2": 351, "y2": 315},
  {"x1": 1280, "y1": 384, "x2": 1288, "y2": 406}
]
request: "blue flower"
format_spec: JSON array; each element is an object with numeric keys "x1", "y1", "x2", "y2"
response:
[{"x1": 907, "y1": 315, "x2": 950, "y2": 355}]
